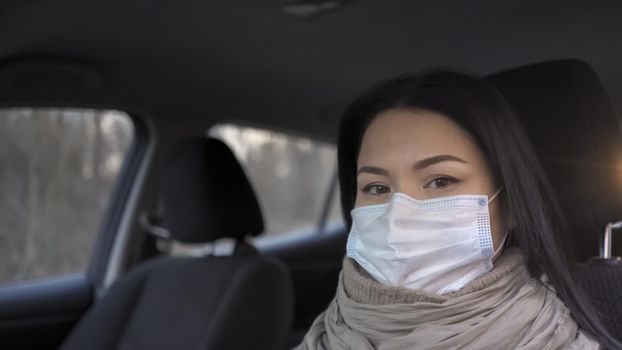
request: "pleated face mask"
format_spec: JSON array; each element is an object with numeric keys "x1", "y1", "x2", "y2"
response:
[{"x1": 346, "y1": 189, "x2": 503, "y2": 295}]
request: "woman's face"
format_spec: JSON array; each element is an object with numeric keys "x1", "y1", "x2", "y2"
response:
[{"x1": 355, "y1": 108, "x2": 506, "y2": 252}]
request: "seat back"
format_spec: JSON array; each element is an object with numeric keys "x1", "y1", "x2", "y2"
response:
[
  {"x1": 488, "y1": 60, "x2": 622, "y2": 261},
  {"x1": 488, "y1": 60, "x2": 622, "y2": 340},
  {"x1": 61, "y1": 137, "x2": 293, "y2": 350},
  {"x1": 573, "y1": 262, "x2": 622, "y2": 339}
]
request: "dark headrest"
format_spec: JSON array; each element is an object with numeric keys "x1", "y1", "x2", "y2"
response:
[
  {"x1": 488, "y1": 60, "x2": 622, "y2": 260},
  {"x1": 162, "y1": 137, "x2": 264, "y2": 243}
]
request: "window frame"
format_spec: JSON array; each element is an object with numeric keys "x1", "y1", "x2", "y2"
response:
[{"x1": 87, "y1": 110, "x2": 151, "y2": 291}]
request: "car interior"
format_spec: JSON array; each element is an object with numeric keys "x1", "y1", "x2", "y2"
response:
[{"x1": 0, "y1": 1, "x2": 622, "y2": 349}]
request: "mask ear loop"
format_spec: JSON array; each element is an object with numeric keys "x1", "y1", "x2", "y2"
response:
[
  {"x1": 488, "y1": 187, "x2": 503, "y2": 203},
  {"x1": 488, "y1": 187, "x2": 506, "y2": 260}
]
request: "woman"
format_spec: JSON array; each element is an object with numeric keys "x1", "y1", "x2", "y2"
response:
[{"x1": 296, "y1": 71, "x2": 620, "y2": 349}]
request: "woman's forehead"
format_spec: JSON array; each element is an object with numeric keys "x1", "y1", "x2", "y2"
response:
[{"x1": 357, "y1": 108, "x2": 483, "y2": 167}]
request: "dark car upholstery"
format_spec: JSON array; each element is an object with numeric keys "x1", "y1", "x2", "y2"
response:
[
  {"x1": 488, "y1": 60, "x2": 622, "y2": 339},
  {"x1": 61, "y1": 137, "x2": 294, "y2": 350},
  {"x1": 488, "y1": 59, "x2": 622, "y2": 261}
]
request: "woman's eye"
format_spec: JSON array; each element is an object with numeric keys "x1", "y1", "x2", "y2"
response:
[
  {"x1": 362, "y1": 184, "x2": 391, "y2": 195},
  {"x1": 425, "y1": 176, "x2": 457, "y2": 189}
]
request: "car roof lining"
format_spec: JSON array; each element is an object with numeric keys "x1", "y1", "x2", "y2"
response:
[{"x1": 0, "y1": 1, "x2": 621, "y2": 141}]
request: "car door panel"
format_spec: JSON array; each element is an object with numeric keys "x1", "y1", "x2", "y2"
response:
[{"x1": 0, "y1": 274, "x2": 92, "y2": 349}]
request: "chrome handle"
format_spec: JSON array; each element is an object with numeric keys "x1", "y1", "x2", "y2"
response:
[{"x1": 601, "y1": 220, "x2": 622, "y2": 259}]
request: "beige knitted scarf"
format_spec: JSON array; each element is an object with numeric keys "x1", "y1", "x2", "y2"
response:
[{"x1": 295, "y1": 249, "x2": 600, "y2": 350}]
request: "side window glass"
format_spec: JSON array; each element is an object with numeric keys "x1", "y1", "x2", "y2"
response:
[
  {"x1": 0, "y1": 108, "x2": 134, "y2": 285},
  {"x1": 209, "y1": 124, "x2": 342, "y2": 236}
]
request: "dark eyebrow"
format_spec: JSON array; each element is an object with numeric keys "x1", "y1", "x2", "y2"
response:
[
  {"x1": 357, "y1": 165, "x2": 390, "y2": 176},
  {"x1": 413, "y1": 154, "x2": 467, "y2": 170}
]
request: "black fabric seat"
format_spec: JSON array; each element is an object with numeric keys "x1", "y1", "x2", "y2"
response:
[
  {"x1": 488, "y1": 60, "x2": 622, "y2": 261},
  {"x1": 61, "y1": 137, "x2": 294, "y2": 350},
  {"x1": 572, "y1": 263, "x2": 622, "y2": 338},
  {"x1": 488, "y1": 60, "x2": 622, "y2": 340}
]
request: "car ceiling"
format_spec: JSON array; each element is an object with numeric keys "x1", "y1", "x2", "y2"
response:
[{"x1": 1, "y1": 0, "x2": 621, "y2": 140}]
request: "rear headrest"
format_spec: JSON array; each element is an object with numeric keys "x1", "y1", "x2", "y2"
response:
[
  {"x1": 162, "y1": 137, "x2": 264, "y2": 243},
  {"x1": 488, "y1": 60, "x2": 622, "y2": 260}
]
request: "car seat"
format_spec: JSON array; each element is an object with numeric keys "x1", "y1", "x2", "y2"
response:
[
  {"x1": 61, "y1": 137, "x2": 294, "y2": 350},
  {"x1": 488, "y1": 60, "x2": 622, "y2": 339}
]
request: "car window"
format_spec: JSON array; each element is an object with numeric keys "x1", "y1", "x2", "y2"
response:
[
  {"x1": 209, "y1": 124, "x2": 342, "y2": 237},
  {"x1": 0, "y1": 108, "x2": 134, "y2": 285}
]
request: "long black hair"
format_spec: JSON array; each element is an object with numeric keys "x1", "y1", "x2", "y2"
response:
[{"x1": 337, "y1": 70, "x2": 620, "y2": 348}]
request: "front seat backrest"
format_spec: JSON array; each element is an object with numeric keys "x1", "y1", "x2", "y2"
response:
[
  {"x1": 61, "y1": 137, "x2": 294, "y2": 350},
  {"x1": 488, "y1": 60, "x2": 622, "y2": 340},
  {"x1": 488, "y1": 60, "x2": 622, "y2": 261}
]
